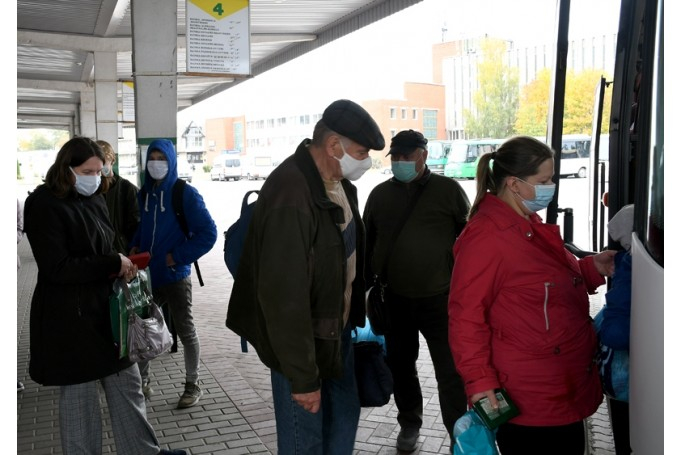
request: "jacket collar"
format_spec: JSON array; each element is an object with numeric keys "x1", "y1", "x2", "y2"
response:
[
  {"x1": 293, "y1": 139, "x2": 349, "y2": 223},
  {"x1": 478, "y1": 193, "x2": 542, "y2": 231}
]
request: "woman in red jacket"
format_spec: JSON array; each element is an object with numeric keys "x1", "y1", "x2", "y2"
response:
[{"x1": 448, "y1": 136, "x2": 615, "y2": 454}]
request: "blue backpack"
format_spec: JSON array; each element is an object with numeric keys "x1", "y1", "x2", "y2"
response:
[
  {"x1": 223, "y1": 190, "x2": 259, "y2": 352},
  {"x1": 223, "y1": 190, "x2": 259, "y2": 277}
]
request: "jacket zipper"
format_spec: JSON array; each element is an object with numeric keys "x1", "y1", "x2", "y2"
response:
[{"x1": 543, "y1": 282, "x2": 554, "y2": 330}]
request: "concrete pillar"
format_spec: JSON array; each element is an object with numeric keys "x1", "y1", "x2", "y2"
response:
[
  {"x1": 79, "y1": 86, "x2": 96, "y2": 139},
  {"x1": 94, "y1": 51, "x2": 119, "y2": 153},
  {"x1": 131, "y1": 0, "x2": 178, "y2": 185}
]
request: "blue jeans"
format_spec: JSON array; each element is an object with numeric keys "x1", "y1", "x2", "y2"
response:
[{"x1": 271, "y1": 324, "x2": 360, "y2": 455}]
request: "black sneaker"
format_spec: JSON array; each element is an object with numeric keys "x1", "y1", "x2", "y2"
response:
[
  {"x1": 396, "y1": 427, "x2": 419, "y2": 452},
  {"x1": 177, "y1": 382, "x2": 202, "y2": 409}
]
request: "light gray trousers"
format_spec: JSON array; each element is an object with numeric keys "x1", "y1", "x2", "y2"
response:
[
  {"x1": 139, "y1": 276, "x2": 200, "y2": 384},
  {"x1": 59, "y1": 363, "x2": 160, "y2": 455}
]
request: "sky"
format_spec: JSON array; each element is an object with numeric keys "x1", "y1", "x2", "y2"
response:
[{"x1": 177, "y1": 0, "x2": 622, "y2": 126}]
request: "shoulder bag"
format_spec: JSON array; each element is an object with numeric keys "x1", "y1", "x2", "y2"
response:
[{"x1": 366, "y1": 183, "x2": 425, "y2": 336}]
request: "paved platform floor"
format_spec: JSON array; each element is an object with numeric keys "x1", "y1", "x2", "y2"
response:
[{"x1": 17, "y1": 221, "x2": 616, "y2": 454}]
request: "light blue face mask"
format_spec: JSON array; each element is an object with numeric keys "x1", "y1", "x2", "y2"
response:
[
  {"x1": 516, "y1": 178, "x2": 556, "y2": 213},
  {"x1": 391, "y1": 152, "x2": 422, "y2": 183}
]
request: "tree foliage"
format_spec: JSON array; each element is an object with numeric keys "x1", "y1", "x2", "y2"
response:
[
  {"x1": 514, "y1": 68, "x2": 552, "y2": 136},
  {"x1": 17, "y1": 129, "x2": 69, "y2": 151},
  {"x1": 514, "y1": 68, "x2": 612, "y2": 136},
  {"x1": 463, "y1": 38, "x2": 519, "y2": 139}
]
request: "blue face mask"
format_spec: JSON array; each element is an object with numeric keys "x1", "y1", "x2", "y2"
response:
[
  {"x1": 516, "y1": 178, "x2": 555, "y2": 213},
  {"x1": 391, "y1": 152, "x2": 422, "y2": 183}
]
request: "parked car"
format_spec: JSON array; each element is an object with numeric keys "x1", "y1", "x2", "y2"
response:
[{"x1": 177, "y1": 159, "x2": 193, "y2": 183}]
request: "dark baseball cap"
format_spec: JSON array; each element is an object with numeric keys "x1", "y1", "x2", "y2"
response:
[
  {"x1": 322, "y1": 99, "x2": 385, "y2": 151},
  {"x1": 387, "y1": 129, "x2": 428, "y2": 156}
]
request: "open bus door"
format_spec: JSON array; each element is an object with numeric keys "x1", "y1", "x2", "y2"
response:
[
  {"x1": 547, "y1": 1, "x2": 663, "y2": 453},
  {"x1": 610, "y1": 1, "x2": 664, "y2": 453}
]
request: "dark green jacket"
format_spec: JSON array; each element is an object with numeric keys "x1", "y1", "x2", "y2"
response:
[
  {"x1": 104, "y1": 174, "x2": 140, "y2": 255},
  {"x1": 363, "y1": 169, "x2": 470, "y2": 298},
  {"x1": 226, "y1": 139, "x2": 366, "y2": 394}
]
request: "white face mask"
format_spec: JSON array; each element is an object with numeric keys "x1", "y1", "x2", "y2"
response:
[
  {"x1": 70, "y1": 167, "x2": 101, "y2": 196},
  {"x1": 147, "y1": 160, "x2": 169, "y2": 180},
  {"x1": 334, "y1": 141, "x2": 372, "y2": 181}
]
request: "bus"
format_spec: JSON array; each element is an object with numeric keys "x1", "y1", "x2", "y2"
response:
[
  {"x1": 546, "y1": 1, "x2": 664, "y2": 453},
  {"x1": 534, "y1": 134, "x2": 594, "y2": 178},
  {"x1": 558, "y1": 134, "x2": 591, "y2": 178},
  {"x1": 443, "y1": 138, "x2": 504, "y2": 179},
  {"x1": 424, "y1": 140, "x2": 453, "y2": 175}
]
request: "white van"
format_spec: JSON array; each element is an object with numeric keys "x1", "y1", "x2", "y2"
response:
[{"x1": 210, "y1": 154, "x2": 242, "y2": 181}]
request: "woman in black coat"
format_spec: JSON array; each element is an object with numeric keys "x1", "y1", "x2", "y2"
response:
[{"x1": 24, "y1": 137, "x2": 185, "y2": 455}]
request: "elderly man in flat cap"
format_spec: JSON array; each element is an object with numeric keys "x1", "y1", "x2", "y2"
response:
[
  {"x1": 227, "y1": 99, "x2": 384, "y2": 454},
  {"x1": 363, "y1": 129, "x2": 470, "y2": 451}
]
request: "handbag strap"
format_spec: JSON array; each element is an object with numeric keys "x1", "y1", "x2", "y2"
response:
[{"x1": 377, "y1": 182, "x2": 426, "y2": 281}]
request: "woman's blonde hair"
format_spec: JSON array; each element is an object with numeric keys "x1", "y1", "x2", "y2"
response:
[{"x1": 96, "y1": 140, "x2": 116, "y2": 163}]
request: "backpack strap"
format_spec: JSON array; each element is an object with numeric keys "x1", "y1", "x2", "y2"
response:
[
  {"x1": 171, "y1": 179, "x2": 204, "y2": 287},
  {"x1": 172, "y1": 178, "x2": 189, "y2": 236}
]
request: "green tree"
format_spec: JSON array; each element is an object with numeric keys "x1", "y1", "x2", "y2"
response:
[{"x1": 463, "y1": 38, "x2": 519, "y2": 138}]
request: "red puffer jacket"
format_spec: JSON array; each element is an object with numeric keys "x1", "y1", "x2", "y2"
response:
[{"x1": 448, "y1": 194, "x2": 604, "y2": 426}]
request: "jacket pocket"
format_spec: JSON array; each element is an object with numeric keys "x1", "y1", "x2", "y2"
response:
[{"x1": 313, "y1": 317, "x2": 341, "y2": 340}]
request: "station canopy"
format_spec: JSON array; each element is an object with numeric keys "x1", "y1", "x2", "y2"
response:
[{"x1": 17, "y1": 0, "x2": 421, "y2": 131}]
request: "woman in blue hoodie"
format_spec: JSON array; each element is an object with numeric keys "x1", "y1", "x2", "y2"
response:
[{"x1": 130, "y1": 138, "x2": 217, "y2": 408}]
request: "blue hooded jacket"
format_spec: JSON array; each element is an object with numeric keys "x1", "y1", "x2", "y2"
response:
[{"x1": 131, "y1": 139, "x2": 217, "y2": 287}]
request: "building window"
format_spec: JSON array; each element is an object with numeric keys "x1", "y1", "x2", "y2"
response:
[
  {"x1": 412, "y1": 109, "x2": 418, "y2": 120},
  {"x1": 390, "y1": 129, "x2": 397, "y2": 138},
  {"x1": 401, "y1": 108, "x2": 407, "y2": 120},
  {"x1": 422, "y1": 109, "x2": 438, "y2": 138},
  {"x1": 390, "y1": 108, "x2": 396, "y2": 119}
]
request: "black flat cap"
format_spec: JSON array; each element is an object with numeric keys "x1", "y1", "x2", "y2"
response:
[
  {"x1": 322, "y1": 99, "x2": 385, "y2": 150},
  {"x1": 387, "y1": 129, "x2": 428, "y2": 155}
]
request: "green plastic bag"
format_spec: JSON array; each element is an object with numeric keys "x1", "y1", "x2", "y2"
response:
[{"x1": 109, "y1": 268, "x2": 153, "y2": 359}]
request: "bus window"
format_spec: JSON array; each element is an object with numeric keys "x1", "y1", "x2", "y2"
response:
[
  {"x1": 559, "y1": 135, "x2": 591, "y2": 178},
  {"x1": 444, "y1": 139, "x2": 503, "y2": 179},
  {"x1": 424, "y1": 140, "x2": 451, "y2": 175}
]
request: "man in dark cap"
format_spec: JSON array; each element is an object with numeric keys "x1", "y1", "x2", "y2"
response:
[
  {"x1": 363, "y1": 129, "x2": 470, "y2": 451},
  {"x1": 227, "y1": 99, "x2": 384, "y2": 454}
]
